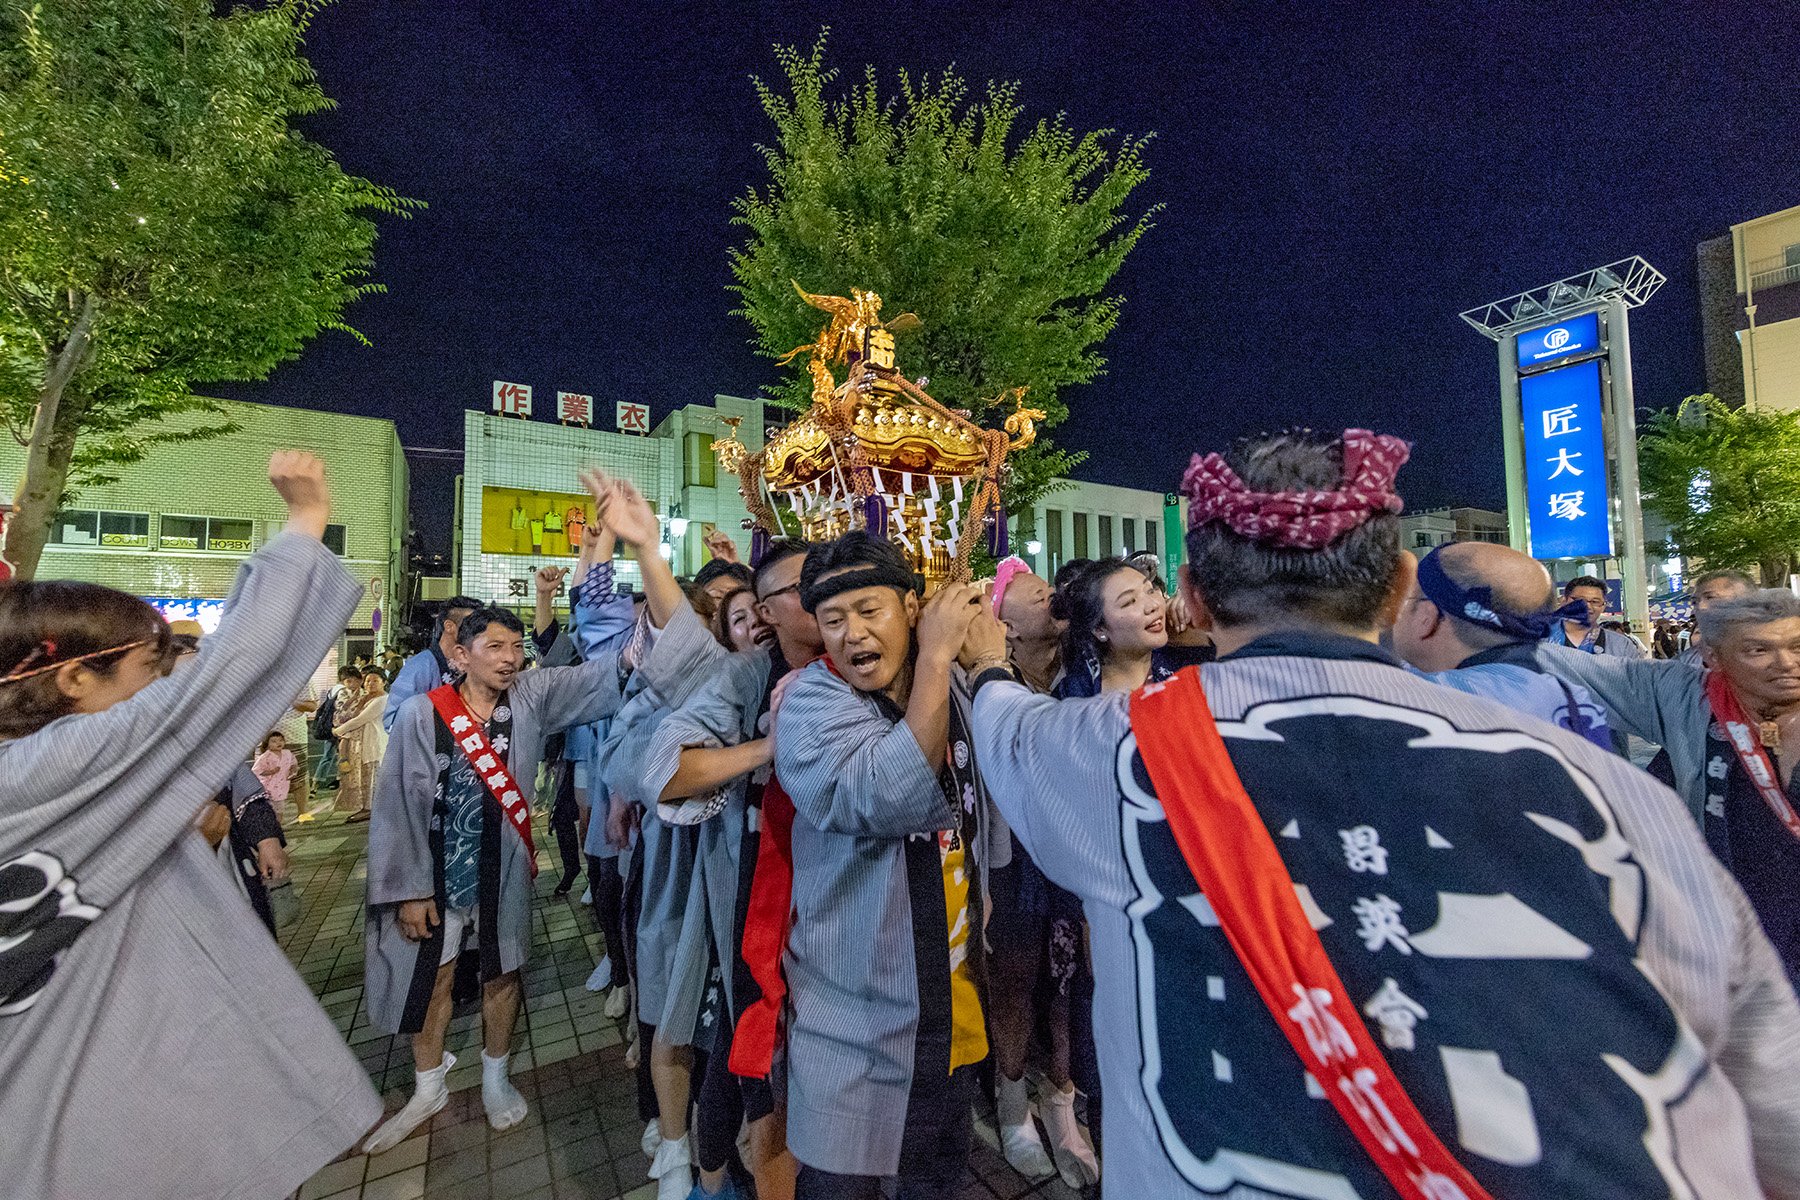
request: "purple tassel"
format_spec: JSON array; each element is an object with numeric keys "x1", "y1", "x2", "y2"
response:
[
  {"x1": 750, "y1": 528, "x2": 772, "y2": 567},
  {"x1": 985, "y1": 496, "x2": 1008, "y2": 558},
  {"x1": 863, "y1": 494, "x2": 889, "y2": 539}
]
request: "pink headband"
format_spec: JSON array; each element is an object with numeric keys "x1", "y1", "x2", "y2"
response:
[
  {"x1": 1179, "y1": 429, "x2": 1409, "y2": 550},
  {"x1": 992, "y1": 555, "x2": 1033, "y2": 616}
]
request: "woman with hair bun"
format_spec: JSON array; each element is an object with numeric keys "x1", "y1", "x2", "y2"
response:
[
  {"x1": 0, "y1": 451, "x2": 380, "y2": 1200},
  {"x1": 1051, "y1": 556, "x2": 1190, "y2": 699}
]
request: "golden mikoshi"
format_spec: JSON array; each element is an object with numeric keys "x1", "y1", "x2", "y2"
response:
[{"x1": 716, "y1": 282, "x2": 1043, "y2": 585}]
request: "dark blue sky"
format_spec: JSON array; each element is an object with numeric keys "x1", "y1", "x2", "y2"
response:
[{"x1": 214, "y1": 1, "x2": 1800, "y2": 556}]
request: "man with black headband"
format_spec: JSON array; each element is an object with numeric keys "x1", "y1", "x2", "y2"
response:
[
  {"x1": 1391, "y1": 543, "x2": 1612, "y2": 750},
  {"x1": 768, "y1": 530, "x2": 1006, "y2": 1198}
]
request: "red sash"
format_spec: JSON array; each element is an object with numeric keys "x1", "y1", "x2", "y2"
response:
[
  {"x1": 730, "y1": 657, "x2": 831, "y2": 1077},
  {"x1": 1129, "y1": 668, "x2": 1493, "y2": 1200},
  {"x1": 427, "y1": 684, "x2": 539, "y2": 878},
  {"x1": 730, "y1": 774, "x2": 795, "y2": 1077},
  {"x1": 1705, "y1": 671, "x2": 1800, "y2": 843}
]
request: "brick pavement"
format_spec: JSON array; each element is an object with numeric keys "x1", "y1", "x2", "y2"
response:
[{"x1": 283, "y1": 808, "x2": 1094, "y2": 1200}]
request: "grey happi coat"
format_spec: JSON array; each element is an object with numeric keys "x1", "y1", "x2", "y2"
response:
[
  {"x1": 364, "y1": 618, "x2": 679, "y2": 1033},
  {"x1": 771, "y1": 660, "x2": 999, "y2": 1177},
  {"x1": 596, "y1": 603, "x2": 729, "y2": 1039},
  {"x1": 0, "y1": 534, "x2": 380, "y2": 1200},
  {"x1": 641, "y1": 644, "x2": 772, "y2": 1037}
]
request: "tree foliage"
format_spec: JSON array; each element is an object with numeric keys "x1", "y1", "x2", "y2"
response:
[
  {"x1": 1637, "y1": 394, "x2": 1800, "y2": 583},
  {"x1": 729, "y1": 32, "x2": 1157, "y2": 510},
  {"x1": 0, "y1": 0, "x2": 420, "y2": 576}
]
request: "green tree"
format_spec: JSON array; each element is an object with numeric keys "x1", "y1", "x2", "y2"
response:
[
  {"x1": 1637, "y1": 394, "x2": 1800, "y2": 584},
  {"x1": 0, "y1": 0, "x2": 419, "y2": 578},
  {"x1": 729, "y1": 32, "x2": 1157, "y2": 516}
]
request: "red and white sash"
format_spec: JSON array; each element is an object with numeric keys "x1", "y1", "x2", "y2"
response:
[
  {"x1": 427, "y1": 684, "x2": 539, "y2": 877},
  {"x1": 1705, "y1": 671, "x2": 1800, "y2": 843},
  {"x1": 1130, "y1": 667, "x2": 1493, "y2": 1200}
]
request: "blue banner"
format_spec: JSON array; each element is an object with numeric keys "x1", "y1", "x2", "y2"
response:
[
  {"x1": 1516, "y1": 311, "x2": 1601, "y2": 371},
  {"x1": 1520, "y1": 359, "x2": 1611, "y2": 560}
]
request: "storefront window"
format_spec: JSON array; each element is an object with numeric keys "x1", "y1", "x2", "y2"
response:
[
  {"x1": 159, "y1": 515, "x2": 253, "y2": 553},
  {"x1": 48, "y1": 509, "x2": 151, "y2": 549},
  {"x1": 159, "y1": 515, "x2": 206, "y2": 549},
  {"x1": 684, "y1": 432, "x2": 716, "y2": 489}
]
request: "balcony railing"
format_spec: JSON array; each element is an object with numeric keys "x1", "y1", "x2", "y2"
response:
[{"x1": 1748, "y1": 253, "x2": 1800, "y2": 292}]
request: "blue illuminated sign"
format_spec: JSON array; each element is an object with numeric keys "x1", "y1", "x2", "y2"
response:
[
  {"x1": 1520, "y1": 358, "x2": 1611, "y2": 560},
  {"x1": 1516, "y1": 311, "x2": 1601, "y2": 370}
]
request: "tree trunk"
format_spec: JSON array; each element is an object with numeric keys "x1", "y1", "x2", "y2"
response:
[{"x1": 3, "y1": 295, "x2": 97, "y2": 581}]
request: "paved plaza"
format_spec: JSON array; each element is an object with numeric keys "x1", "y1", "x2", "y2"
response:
[{"x1": 281, "y1": 807, "x2": 1093, "y2": 1200}]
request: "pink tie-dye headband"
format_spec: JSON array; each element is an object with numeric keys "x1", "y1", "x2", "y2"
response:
[
  {"x1": 992, "y1": 555, "x2": 1033, "y2": 616},
  {"x1": 1179, "y1": 429, "x2": 1410, "y2": 550}
]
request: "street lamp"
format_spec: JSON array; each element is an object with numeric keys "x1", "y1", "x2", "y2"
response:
[
  {"x1": 1025, "y1": 539, "x2": 1043, "y2": 556},
  {"x1": 669, "y1": 517, "x2": 690, "y2": 538},
  {"x1": 657, "y1": 542, "x2": 674, "y2": 559}
]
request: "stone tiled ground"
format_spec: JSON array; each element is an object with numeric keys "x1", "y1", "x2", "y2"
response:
[{"x1": 284, "y1": 807, "x2": 1094, "y2": 1199}]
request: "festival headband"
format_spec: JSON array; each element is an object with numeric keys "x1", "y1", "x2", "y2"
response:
[
  {"x1": 991, "y1": 555, "x2": 1032, "y2": 616},
  {"x1": 0, "y1": 636, "x2": 160, "y2": 685},
  {"x1": 800, "y1": 562, "x2": 921, "y2": 614},
  {"x1": 1414, "y1": 547, "x2": 1587, "y2": 641},
  {"x1": 1179, "y1": 428, "x2": 1410, "y2": 550}
]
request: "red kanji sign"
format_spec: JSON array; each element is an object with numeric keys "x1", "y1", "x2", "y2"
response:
[
  {"x1": 616, "y1": 401, "x2": 650, "y2": 434},
  {"x1": 558, "y1": 391, "x2": 593, "y2": 424},
  {"x1": 492, "y1": 380, "x2": 533, "y2": 416}
]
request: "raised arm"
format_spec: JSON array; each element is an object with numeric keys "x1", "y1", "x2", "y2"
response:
[
  {"x1": 773, "y1": 666, "x2": 952, "y2": 839},
  {"x1": 0, "y1": 452, "x2": 359, "y2": 899},
  {"x1": 533, "y1": 565, "x2": 568, "y2": 637},
  {"x1": 569, "y1": 560, "x2": 634, "y2": 660},
  {"x1": 1535, "y1": 642, "x2": 1699, "y2": 747},
  {"x1": 579, "y1": 469, "x2": 683, "y2": 629}
]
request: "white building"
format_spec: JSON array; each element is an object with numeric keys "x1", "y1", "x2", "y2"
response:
[
  {"x1": 453, "y1": 393, "x2": 1179, "y2": 602},
  {"x1": 1014, "y1": 480, "x2": 1185, "y2": 581},
  {"x1": 454, "y1": 395, "x2": 764, "y2": 604}
]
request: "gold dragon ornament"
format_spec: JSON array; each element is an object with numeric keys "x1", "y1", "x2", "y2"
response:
[{"x1": 716, "y1": 282, "x2": 1041, "y2": 585}]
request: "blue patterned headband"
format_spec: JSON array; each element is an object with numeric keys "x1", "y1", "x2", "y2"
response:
[{"x1": 1414, "y1": 547, "x2": 1585, "y2": 641}]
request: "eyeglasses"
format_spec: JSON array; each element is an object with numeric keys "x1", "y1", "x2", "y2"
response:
[{"x1": 757, "y1": 582, "x2": 801, "y2": 603}]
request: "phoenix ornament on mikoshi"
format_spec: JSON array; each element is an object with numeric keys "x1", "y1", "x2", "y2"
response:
[{"x1": 716, "y1": 283, "x2": 1042, "y2": 585}]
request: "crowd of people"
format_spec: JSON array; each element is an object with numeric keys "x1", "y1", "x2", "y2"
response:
[{"x1": 4, "y1": 432, "x2": 1800, "y2": 1200}]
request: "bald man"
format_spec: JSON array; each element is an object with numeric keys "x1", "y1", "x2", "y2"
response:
[
  {"x1": 995, "y1": 563, "x2": 1066, "y2": 694},
  {"x1": 1391, "y1": 542, "x2": 1614, "y2": 750}
]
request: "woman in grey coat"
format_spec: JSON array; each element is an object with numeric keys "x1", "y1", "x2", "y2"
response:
[{"x1": 0, "y1": 452, "x2": 382, "y2": 1200}]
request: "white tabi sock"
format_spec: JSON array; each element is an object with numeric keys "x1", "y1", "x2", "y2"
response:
[
  {"x1": 996, "y1": 1073, "x2": 1054, "y2": 1179},
  {"x1": 1040, "y1": 1084, "x2": 1100, "y2": 1188},
  {"x1": 649, "y1": 1131, "x2": 692, "y2": 1200},
  {"x1": 586, "y1": 955, "x2": 612, "y2": 992},
  {"x1": 605, "y1": 983, "x2": 630, "y2": 1019},
  {"x1": 361, "y1": 1051, "x2": 455, "y2": 1155},
  {"x1": 481, "y1": 1050, "x2": 528, "y2": 1131}
]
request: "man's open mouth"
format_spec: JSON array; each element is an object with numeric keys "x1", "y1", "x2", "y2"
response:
[{"x1": 849, "y1": 650, "x2": 882, "y2": 670}]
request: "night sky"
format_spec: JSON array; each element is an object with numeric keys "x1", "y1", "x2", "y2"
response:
[{"x1": 213, "y1": 1, "x2": 1800, "y2": 558}]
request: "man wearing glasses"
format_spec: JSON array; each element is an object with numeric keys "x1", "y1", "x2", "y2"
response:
[{"x1": 1548, "y1": 574, "x2": 1647, "y2": 659}]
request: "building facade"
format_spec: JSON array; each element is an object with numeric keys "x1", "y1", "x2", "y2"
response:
[
  {"x1": 1699, "y1": 203, "x2": 1800, "y2": 412},
  {"x1": 1013, "y1": 480, "x2": 1185, "y2": 582},
  {"x1": 454, "y1": 395, "x2": 765, "y2": 604},
  {"x1": 1397, "y1": 507, "x2": 1509, "y2": 553},
  {"x1": 0, "y1": 398, "x2": 409, "y2": 655},
  {"x1": 452, "y1": 395, "x2": 1184, "y2": 599}
]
